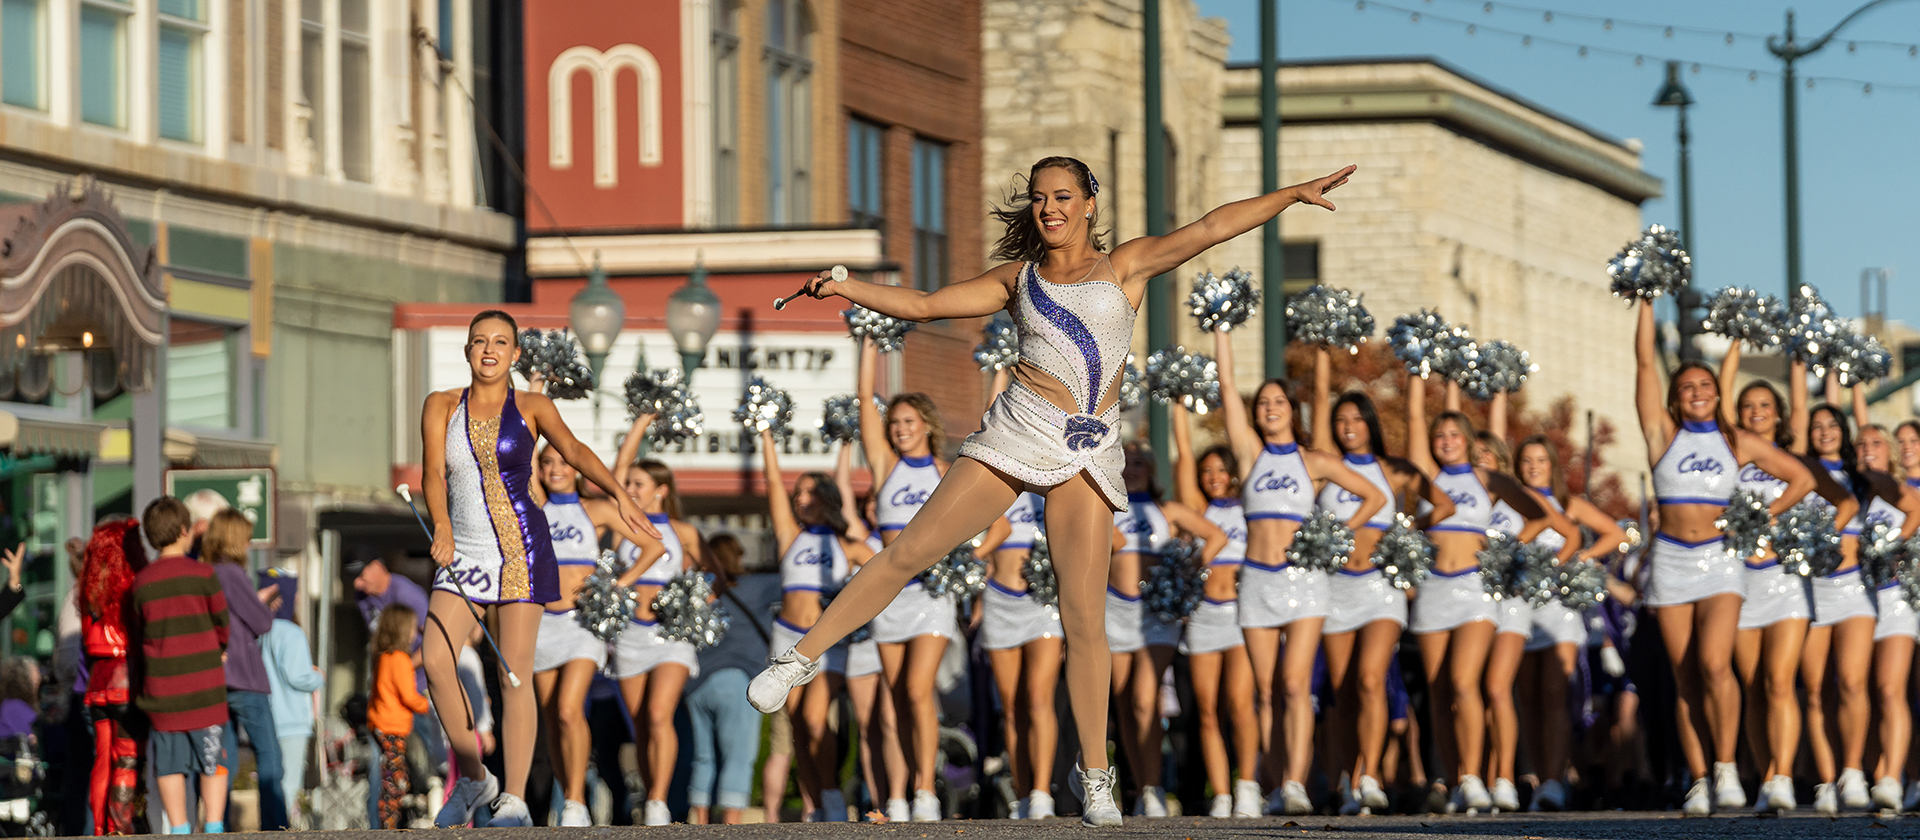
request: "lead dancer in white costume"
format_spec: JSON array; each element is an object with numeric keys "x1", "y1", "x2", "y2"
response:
[{"x1": 747, "y1": 156, "x2": 1355, "y2": 826}]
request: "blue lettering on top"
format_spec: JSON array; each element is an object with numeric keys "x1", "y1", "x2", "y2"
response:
[
  {"x1": 1010, "y1": 507, "x2": 1040, "y2": 525},
  {"x1": 550, "y1": 523, "x2": 584, "y2": 544},
  {"x1": 791, "y1": 546, "x2": 829, "y2": 566},
  {"x1": 1865, "y1": 509, "x2": 1898, "y2": 528},
  {"x1": 890, "y1": 487, "x2": 932, "y2": 508},
  {"x1": 1252, "y1": 471, "x2": 1302, "y2": 495},
  {"x1": 1677, "y1": 453, "x2": 1725, "y2": 476},
  {"x1": 1448, "y1": 490, "x2": 1478, "y2": 508},
  {"x1": 1490, "y1": 510, "x2": 1514, "y2": 530},
  {"x1": 1739, "y1": 464, "x2": 1785, "y2": 486}
]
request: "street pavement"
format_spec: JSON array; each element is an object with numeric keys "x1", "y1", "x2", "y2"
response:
[{"x1": 234, "y1": 812, "x2": 1920, "y2": 838}]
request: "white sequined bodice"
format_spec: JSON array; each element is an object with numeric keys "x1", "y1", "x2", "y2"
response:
[
  {"x1": 1013, "y1": 260, "x2": 1135, "y2": 415},
  {"x1": 1652, "y1": 421, "x2": 1737, "y2": 506},
  {"x1": 1529, "y1": 490, "x2": 1566, "y2": 553},
  {"x1": 542, "y1": 495, "x2": 599, "y2": 565},
  {"x1": 621, "y1": 514, "x2": 684, "y2": 584},
  {"x1": 1115, "y1": 495, "x2": 1171, "y2": 554},
  {"x1": 1316, "y1": 453, "x2": 1397, "y2": 530},
  {"x1": 1003, "y1": 492, "x2": 1045, "y2": 550}
]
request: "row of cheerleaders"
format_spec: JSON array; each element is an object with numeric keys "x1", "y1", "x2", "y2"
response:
[{"x1": 507, "y1": 225, "x2": 1920, "y2": 823}]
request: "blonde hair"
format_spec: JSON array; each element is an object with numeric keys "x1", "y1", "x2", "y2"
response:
[
  {"x1": 201, "y1": 509, "x2": 253, "y2": 565},
  {"x1": 887, "y1": 393, "x2": 946, "y2": 455}
]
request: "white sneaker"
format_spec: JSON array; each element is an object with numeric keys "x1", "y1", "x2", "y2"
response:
[
  {"x1": 1071, "y1": 762, "x2": 1123, "y2": 827},
  {"x1": 1765, "y1": 775, "x2": 1797, "y2": 812},
  {"x1": 433, "y1": 772, "x2": 498, "y2": 828},
  {"x1": 1840, "y1": 768, "x2": 1871, "y2": 810},
  {"x1": 1872, "y1": 776, "x2": 1903, "y2": 812},
  {"x1": 1358, "y1": 775, "x2": 1389, "y2": 811},
  {"x1": 1027, "y1": 791, "x2": 1054, "y2": 819},
  {"x1": 1490, "y1": 777, "x2": 1520, "y2": 812},
  {"x1": 885, "y1": 797, "x2": 910, "y2": 823},
  {"x1": 486, "y1": 793, "x2": 532, "y2": 827},
  {"x1": 821, "y1": 789, "x2": 848, "y2": 822},
  {"x1": 1530, "y1": 779, "x2": 1566, "y2": 812},
  {"x1": 1814, "y1": 782, "x2": 1838, "y2": 815},
  {"x1": 1281, "y1": 780, "x2": 1314, "y2": 815},
  {"x1": 1683, "y1": 778, "x2": 1710, "y2": 816},
  {"x1": 1459, "y1": 775, "x2": 1492, "y2": 812},
  {"x1": 1209, "y1": 793, "x2": 1233, "y2": 818},
  {"x1": 747, "y1": 648, "x2": 820, "y2": 713},
  {"x1": 1136, "y1": 785, "x2": 1169, "y2": 817},
  {"x1": 910, "y1": 789, "x2": 941, "y2": 822},
  {"x1": 1232, "y1": 779, "x2": 1262, "y2": 818},
  {"x1": 1713, "y1": 762, "x2": 1747, "y2": 810},
  {"x1": 641, "y1": 800, "x2": 670, "y2": 826},
  {"x1": 559, "y1": 799, "x2": 591, "y2": 827}
]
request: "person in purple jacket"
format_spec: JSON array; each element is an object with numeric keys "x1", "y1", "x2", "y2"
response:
[{"x1": 202, "y1": 508, "x2": 288, "y2": 831}]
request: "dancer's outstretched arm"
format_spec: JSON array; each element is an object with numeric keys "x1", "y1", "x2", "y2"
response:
[{"x1": 1109, "y1": 166, "x2": 1353, "y2": 287}]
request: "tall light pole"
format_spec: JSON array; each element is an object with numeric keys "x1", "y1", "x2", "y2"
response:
[
  {"x1": 1144, "y1": 0, "x2": 1171, "y2": 485},
  {"x1": 1259, "y1": 0, "x2": 1284, "y2": 378},
  {"x1": 1767, "y1": 0, "x2": 1910, "y2": 298},
  {"x1": 1653, "y1": 61, "x2": 1700, "y2": 362}
]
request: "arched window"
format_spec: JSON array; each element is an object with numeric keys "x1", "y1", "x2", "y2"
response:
[{"x1": 764, "y1": 0, "x2": 810, "y2": 224}]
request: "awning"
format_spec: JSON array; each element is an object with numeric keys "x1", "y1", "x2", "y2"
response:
[
  {"x1": 0, "y1": 410, "x2": 110, "y2": 458},
  {"x1": 164, "y1": 428, "x2": 278, "y2": 468}
]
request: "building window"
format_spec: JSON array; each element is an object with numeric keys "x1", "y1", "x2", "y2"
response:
[
  {"x1": 848, "y1": 117, "x2": 883, "y2": 231},
  {"x1": 156, "y1": 0, "x2": 205, "y2": 142},
  {"x1": 167, "y1": 320, "x2": 235, "y2": 429},
  {"x1": 339, "y1": 0, "x2": 370, "y2": 181},
  {"x1": 912, "y1": 138, "x2": 946, "y2": 290},
  {"x1": 299, "y1": 0, "x2": 323, "y2": 160},
  {"x1": 78, "y1": 0, "x2": 128, "y2": 128},
  {"x1": 764, "y1": 0, "x2": 810, "y2": 224},
  {"x1": 1281, "y1": 241, "x2": 1319, "y2": 297},
  {"x1": 1, "y1": 0, "x2": 44, "y2": 110},
  {"x1": 712, "y1": 0, "x2": 738, "y2": 224}
]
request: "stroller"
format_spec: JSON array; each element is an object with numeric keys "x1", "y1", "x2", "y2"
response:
[{"x1": 0, "y1": 732, "x2": 49, "y2": 837}]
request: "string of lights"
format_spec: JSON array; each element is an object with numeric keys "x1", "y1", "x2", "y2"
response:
[
  {"x1": 1423, "y1": 0, "x2": 1920, "y2": 55},
  {"x1": 1342, "y1": 0, "x2": 1920, "y2": 96}
]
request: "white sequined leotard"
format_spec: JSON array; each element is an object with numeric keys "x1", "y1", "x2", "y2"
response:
[{"x1": 958, "y1": 258, "x2": 1136, "y2": 509}]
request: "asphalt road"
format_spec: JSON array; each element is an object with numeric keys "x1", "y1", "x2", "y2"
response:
[{"x1": 230, "y1": 812, "x2": 1920, "y2": 838}]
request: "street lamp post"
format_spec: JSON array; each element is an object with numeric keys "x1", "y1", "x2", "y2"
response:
[
  {"x1": 569, "y1": 251, "x2": 625, "y2": 383},
  {"x1": 1767, "y1": 0, "x2": 1911, "y2": 298},
  {"x1": 666, "y1": 253, "x2": 722, "y2": 381},
  {"x1": 1653, "y1": 61, "x2": 1701, "y2": 362}
]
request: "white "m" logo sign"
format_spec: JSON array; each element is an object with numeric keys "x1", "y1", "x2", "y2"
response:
[{"x1": 549, "y1": 44, "x2": 662, "y2": 189}]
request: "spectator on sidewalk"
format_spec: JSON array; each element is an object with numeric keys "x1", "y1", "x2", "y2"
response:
[
  {"x1": 260, "y1": 574, "x2": 322, "y2": 827},
  {"x1": 131, "y1": 497, "x2": 230, "y2": 835},
  {"x1": 202, "y1": 509, "x2": 288, "y2": 831}
]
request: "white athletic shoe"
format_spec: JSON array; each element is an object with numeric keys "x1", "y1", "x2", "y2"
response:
[
  {"x1": 486, "y1": 793, "x2": 532, "y2": 827},
  {"x1": 910, "y1": 789, "x2": 941, "y2": 822},
  {"x1": 1764, "y1": 775, "x2": 1797, "y2": 812},
  {"x1": 434, "y1": 772, "x2": 499, "y2": 828},
  {"x1": 1209, "y1": 793, "x2": 1233, "y2": 818},
  {"x1": 559, "y1": 800, "x2": 591, "y2": 827},
  {"x1": 1490, "y1": 778, "x2": 1521, "y2": 812},
  {"x1": 1530, "y1": 779, "x2": 1566, "y2": 812},
  {"x1": 1071, "y1": 763, "x2": 1123, "y2": 827},
  {"x1": 747, "y1": 648, "x2": 820, "y2": 713},
  {"x1": 885, "y1": 798, "x2": 910, "y2": 823},
  {"x1": 1135, "y1": 785, "x2": 1169, "y2": 817},
  {"x1": 1458, "y1": 775, "x2": 1492, "y2": 812},
  {"x1": 1814, "y1": 782, "x2": 1839, "y2": 815},
  {"x1": 1281, "y1": 780, "x2": 1314, "y2": 815},
  {"x1": 1358, "y1": 775, "x2": 1389, "y2": 811},
  {"x1": 1232, "y1": 779, "x2": 1262, "y2": 818},
  {"x1": 1873, "y1": 776, "x2": 1904, "y2": 812},
  {"x1": 641, "y1": 800, "x2": 670, "y2": 826},
  {"x1": 1840, "y1": 768, "x2": 1871, "y2": 810},
  {"x1": 1714, "y1": 762, "x2": 1747, "y2": 810},
  {"x1": 1683, "y1": 778, "x2": 1711, "y2": 816},
  {"x1": 1028, "y1": 791, "x2": 1055, "y2": 820}
]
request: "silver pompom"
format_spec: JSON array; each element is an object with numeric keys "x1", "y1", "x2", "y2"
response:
[
  {"x1": 1784, "y1": 285, "x2": 1845, "y2": 370},
  {"x1": 1616, "y1": 519, "x2": 1646, "y2": 555},
  {"x1": 651, "y1": 572, "x2": 730, "y2": 650},
  {"x1": 1117, "y1": 357, "x2": 1144, "y2": 411},
  {"x1": 1284, "y1": 285, "x2": 1375, "y2": 352},
  {"x1": 1715, "y1": 489, "x2": 1773, "y2": 561},
  {"x1": 974, "y1": 315, "x2": 1021, "y2": 371},
  {"x1": 514, "y1": 329, "x2": 597, "y2": 400},
  {"x1": 1606, "y1": 224, "x2": 1691, "y2": 303},
  {"x1": 625, "y1": 368, "x2": 703, "y2": 443},
  {"x1": 1861, "y1": 520, "x2": 1905, "y2": 590},
  {"x1": 1454, "y1": 340, "x2": 1535, "y2": 401},
  {"x1": 732, "y1": 376, "x2": 796, "y2": 441},
  {"x1": 1285, "y1": 511, "x2": 1354, "y2": 573},
  {"x1": 844, "y1": 304, "x2": 916, "y2": 354},
  {"x1": 1374, "y1": 513, "x2": 1435, "y2": 590},
  {"x1": 1022, "y1": 535, "x2": 1059, "y2": 608},
  {"x1": 1549, "y1": 561, "x2": 1609, "y2": 611},
  {"x1": 1828, "y1": 330, "x2": 1892, "y2": 387},
  {"x1": 1142, "y1": 538, "x2": 1205, "y2": 623},
  {"x1": 920, "y1": 540, "x2": 986, "y2": 600},
  {"x1": 573, "y1": 551, "x2": 639, "y2": 643},
  {"x1": 1511, "y1": 542, "x2": 1562, "y2": 606},
  {"x1": 1772, "y1": 502, "x2": 1843, "y2": 577},
  {"x1": 1188, "y1": 267, "x2": 1260, "y2": 333},
  {"x1": 1701, "y1": 287, "x2": 1784, "y2": 350},
  {"x1": 817, "y1": 394, "x2": 862, "y2": 444},
  {"x1": 1143, "y1": 346, "x2": 1221, "y2": 414},
  {"x1": 1479, "y1": 531, "x2": 1520, "y2": 598},
  {"x1": 1387, "y1": 310, "x2": 1471, "y2": 379},
  {"x1": 1899, "y1": 537, "x2": 1920, "y2": 611}
]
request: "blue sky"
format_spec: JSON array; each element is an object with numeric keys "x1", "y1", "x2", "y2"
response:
[{"x1": 1195, "y1": 0, "x2": 1920, "y2": 330}]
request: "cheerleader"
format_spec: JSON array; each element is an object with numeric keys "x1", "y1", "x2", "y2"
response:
[
  {"x1": 1851, "y1": 399, "x2": 1920, "y2": 812},
  {"x1": 1170, "y1": 400, "x2": 1258, "y2": 819},
  {"x1": 419, "y1": 310, "x2": 656, "y2": 827},
  {"x1": 835, "y1": 450, "x2": 911, "y2": 823},
  {"x1": 1404, "y1": 369, "x2": 1564, "y2": 814},
  {"x1": 1308, "y1": 346, "x2": 1453, "y2": 816},
  {"x1": 1895, "y1": 420, "x2": 1920, "y2": 812},
  {"x1": 1630, "y1": 299, "x2": 1815, "y2": 816},
  {"x1": 1110, "y1": 441, "x2": 1228, "y2": 817},
  {"x1": 1212, "y1": 330, "x2": 1386, "y2": 815},
  {"x1": 529, "y1": 431, "x2": 659, "y2": 827},
  {"x1": 761, "y1": 426, "x2": 876, "y2": 822},
  {"x1": 979, "y1": 370, "x2": 1066, "y2": 820},
  {"x1": 857, "y1": 339, "x2": 963, "y2": 823},
  {"x1": 1511, "y1": 435, "x2": 1625, "y2": 811}
]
